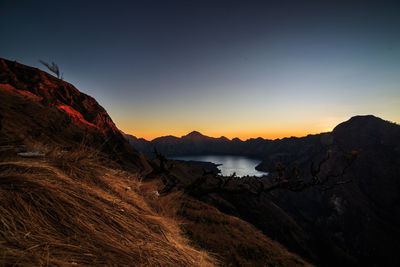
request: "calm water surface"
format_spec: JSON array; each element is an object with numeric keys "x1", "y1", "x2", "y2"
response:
[{"x1": 172, "y1": 155, "x2": 268, "y2": 177}]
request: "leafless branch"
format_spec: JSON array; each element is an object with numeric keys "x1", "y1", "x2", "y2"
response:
[
  {"x1": 164, "y1": 150, "x2": 358, "y2": 198},
  {"x1": 39, "y1": 60, "x2": 62, "y2": 79}
]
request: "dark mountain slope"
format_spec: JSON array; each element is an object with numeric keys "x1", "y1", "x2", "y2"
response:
[{"x1": 203, "y1": 116, "x2": 400, "y2": 266}]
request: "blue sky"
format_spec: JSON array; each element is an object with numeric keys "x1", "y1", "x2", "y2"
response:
[{"x1": 1, "y1": 0, "x2": 399, "y2": 139}]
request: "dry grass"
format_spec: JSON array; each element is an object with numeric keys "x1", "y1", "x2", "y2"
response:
[
  {"x1": 0, "y1": 145, "x2": 215, "y2": 266},
  {"x1": 0, "y1": 142, "x2": 311, "y2": 266},
  {"x1": 144, "y1": 186, "x2": 312, "y2": 267}
]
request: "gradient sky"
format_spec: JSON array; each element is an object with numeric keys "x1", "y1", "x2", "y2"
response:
[{"x1": 1, "y1": 0, "x2": 400, "y2": 140}]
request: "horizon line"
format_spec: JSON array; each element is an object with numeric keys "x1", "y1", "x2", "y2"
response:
[{"x1": 123, "y1": 129, "x2": 333, "y2": 142}]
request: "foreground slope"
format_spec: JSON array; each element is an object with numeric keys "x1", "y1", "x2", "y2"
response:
[
  {"x1": 0, "y1": 58, "x2": 310, "y2": 266},
  {"x1": 0, "y1": 152, "x2": 214, "y2": 266}
]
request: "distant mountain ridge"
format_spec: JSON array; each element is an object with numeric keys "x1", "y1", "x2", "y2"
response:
[
  {"x1": 124, "y1": 129, "x2": 274, "y2": 158},
  {"x1": 125, "y1": 115, "x2": 399, "y2": 171},
  {"x1": 124, "y1": 126, "x2": 326, "y2": 170}
]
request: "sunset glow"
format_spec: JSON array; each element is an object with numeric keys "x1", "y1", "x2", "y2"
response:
[{"x1": 1, "y1": 1, "x2": 399, "y2": 140}]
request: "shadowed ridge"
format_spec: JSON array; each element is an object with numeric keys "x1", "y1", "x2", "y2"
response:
[
  {"x1": 332, "y1": 115, "x2": 400, "y2": 150},
  {"x1": 333, "y1": 115, "x2": 390, "y2": 133},
  {"x1": 182, "y1": 131, "x2": 205, "y2": 138},
  {"x1": 152, "y1": 135, "x2": 181, "y2": 143}
]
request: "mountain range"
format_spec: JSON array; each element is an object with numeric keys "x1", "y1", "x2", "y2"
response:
[
  {"x1": 125, "y1": 116, "x2": 400, "y2": 172},
  {"x1": 125, "y1": 115, "x2": 400, "y2": 266},
  {"x1": 1, "y1": 58, "x2": 400, "y2": 266}
]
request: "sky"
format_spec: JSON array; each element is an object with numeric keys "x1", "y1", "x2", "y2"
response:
[{"x1": 1, "y1": 0, "x2": 400, "y2": 140}]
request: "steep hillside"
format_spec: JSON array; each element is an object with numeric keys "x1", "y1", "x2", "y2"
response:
[
  {"x1": 0, "y1": 151, "x2": 215, "y2": 266},
  {"x1": 0, "y1": 59, "x2": 311, "y2": 266},
  {"x1": 0, "y1": 58, "x2": 148, "y2": 171}
]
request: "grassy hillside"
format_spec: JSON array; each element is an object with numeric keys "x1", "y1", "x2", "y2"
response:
[
  {"x1": 0, "y1": 58, "x2": 310, "y2": 266},
  {"x1": 0, "y1": 141, "x2": 311, "y2": 266},
  {"x1": 0, "y1": 144, "x2": 214, "y2": 266}
]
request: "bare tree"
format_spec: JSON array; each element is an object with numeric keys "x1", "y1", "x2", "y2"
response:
[
  {"x1": 157, "y1": 149, "x2": 358, "y2": 197},
  {"x1": 153, "y1": 147, "x2": 174, "y2": 173},
  {"x1": 151, "y1": 148, "x2": 179, "y2": 194},
  {"x1": 39, "y1": 60, "x2": 63, "y2": 80}
]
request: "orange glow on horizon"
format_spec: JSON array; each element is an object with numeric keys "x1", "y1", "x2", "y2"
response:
[
  {"x1": 117, "y1": 116, "x2": 345, "y2": 141},
  {"x1": 116, "y1": 114, "x2": 400, "y2": 141},
  {"x1": 120, "y1": 127, "x2": 332, "y2": 141}
]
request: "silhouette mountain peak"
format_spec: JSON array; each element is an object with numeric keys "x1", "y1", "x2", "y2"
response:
[{"x1": 182, "y1": 131, "x2": 207, "y2": 139}]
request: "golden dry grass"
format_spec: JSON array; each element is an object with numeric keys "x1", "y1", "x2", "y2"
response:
[
  {"x1": 0, "y1": 141, "x2": 311, "y2": 266},
  {"x1": 0, "y1": 146, "x2": 215, "y2": 266},
  {"x1": 145, "y1": 190, "x2": 312, "y2": 267}
]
